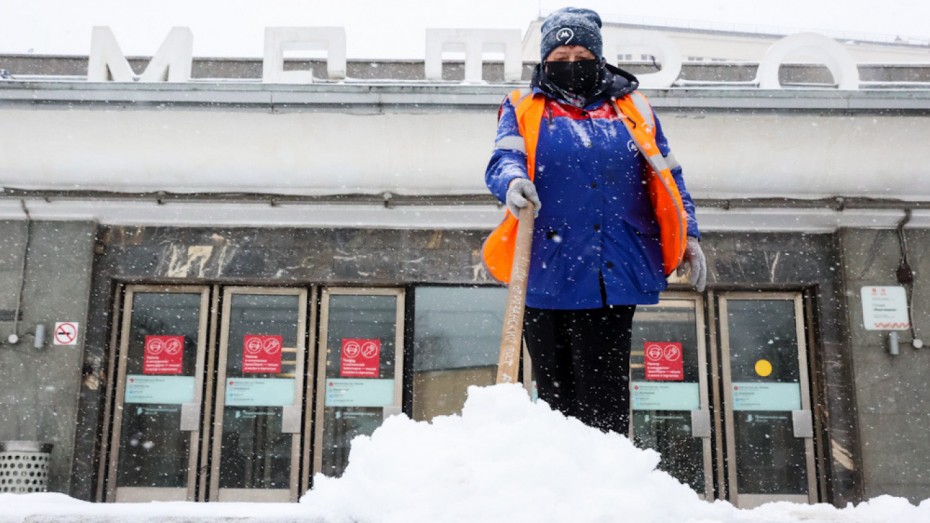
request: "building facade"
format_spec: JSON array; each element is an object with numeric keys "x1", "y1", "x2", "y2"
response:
[{"x1": 1, "y1": 23, "x2": 929, "y2": 508}]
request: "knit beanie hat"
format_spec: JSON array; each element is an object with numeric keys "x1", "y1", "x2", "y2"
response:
[{"x1": 540, "y1": 7, "x2": 603, "y2": 62}]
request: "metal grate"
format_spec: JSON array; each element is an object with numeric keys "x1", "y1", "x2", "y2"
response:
[{"x1": 0, "y1": 442, "x2": 52, "y2": 493}]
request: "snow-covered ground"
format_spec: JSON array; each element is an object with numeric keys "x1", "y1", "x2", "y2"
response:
[{"x1": 3, "y1": 385, "x2": 929, "y2": 522}]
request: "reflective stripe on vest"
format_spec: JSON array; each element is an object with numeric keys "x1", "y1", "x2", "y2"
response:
[
  {"x1": 494, "y1": 136, "x2": 527, "y2": 154},
  {"x1": 482, "y1": 89, "x2": 687, "y2": 283},
  {"x1": 664, "y1": 150, "x2": 681, "y2": 171},
  {"x1": 629, "y1": 92, "x2": 680, "y2": 173}
]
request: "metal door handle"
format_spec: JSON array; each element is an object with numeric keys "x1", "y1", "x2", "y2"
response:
[
  {"x1": 691, "y1": 409, "x2": 711, "y2": 438},
  {"x1": 281, "y1": 405, "x2": 302, "y2": 434},
  {"x1": 180, "y1": 403, "x2": 200, "y2": 431},
  {"x1": 792, "y1": 410, "x2": 813, "y2": 438}
]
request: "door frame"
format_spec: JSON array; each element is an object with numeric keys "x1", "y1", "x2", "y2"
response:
[
  {"x1": 208, "y1": 286, "x2": 309, "y2": 502},
  {"x1": 104, "y1": 284, "x2": 211, "y2": 502},
  {"x1": 717, "y1": 291, "x2": 818, "y2": 508},
  {"x1": 629, "y1": 292, "x2": 714, "y2": 500},
  {"x1": 300, "y1": 286, "x2": 319, "y2": 496},
  {"x1": 312, "y1": 287, "x2": 406, "y2": 476},
  {"x1": 197, "y1": 285, "x2": 222, "y2": 500},
  {"x1": 96, "y1": 283, "x2": 123, "y2": 503}
]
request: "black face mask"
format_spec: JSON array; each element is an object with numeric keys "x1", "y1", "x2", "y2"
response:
[{"x1": 544, "y1": 59, "x2": 600, "y2": 96}]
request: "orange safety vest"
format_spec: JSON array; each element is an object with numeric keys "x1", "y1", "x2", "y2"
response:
[{"x1": 482, "y1": 89, "x2": 688, "y2": 284}]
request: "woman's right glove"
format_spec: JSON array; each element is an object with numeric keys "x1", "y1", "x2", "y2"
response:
[{"x1": 506, "y1": 178, "x2": 541, "y2": 218}]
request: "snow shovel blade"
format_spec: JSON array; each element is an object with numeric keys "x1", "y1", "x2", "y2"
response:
[{"x1": 496, "y1": 203, "x2": 534, "y2": 384}]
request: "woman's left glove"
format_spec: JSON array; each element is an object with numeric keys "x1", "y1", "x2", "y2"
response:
[{"x1": 677, "y1": 237, "x2": 707, "y2": 292}]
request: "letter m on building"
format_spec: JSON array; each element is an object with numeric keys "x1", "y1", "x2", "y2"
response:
[{"x1": 87, "y1": 26, "x2": 193, "y2": 82}]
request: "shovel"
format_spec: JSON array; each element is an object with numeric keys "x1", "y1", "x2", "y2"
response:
[{"x1": 495, "y1": 203, "x2": 534, "y2": 384}]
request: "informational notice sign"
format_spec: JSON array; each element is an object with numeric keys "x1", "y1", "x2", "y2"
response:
[
  {"x1": 340, "y1": 338, "x2": 381, "y2": 378},
  {"x1": 125, "y1": 374, "x2": 195, "y2": 404},
  {"x1": 732, "y1": 382, "x2": 801, "y2": 411},
  {"x1": 242, "y1": 334, "x2": 283, "y2": 374},
  {"x1": 143, "y1": 335, "x2": 185, "y2": 375},
  {"x1": 325, "y1": 378, "x2": 395, "y2": 407},
  {"x1": 644, "y1": 341, "x2": 684, "y2": 381},
  {"x1": 631, "y1": 381, "x2": 699, "y2": 411},
  {"x1": 225, "y1": 378, "x2": 295, "y2": 407},
  {"x1": 861, "y1": 286, "x2": 911, "y2": 330}
]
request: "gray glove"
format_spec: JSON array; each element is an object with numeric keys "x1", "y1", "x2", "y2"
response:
[
  {"x1": 677, "y1": 236, "x2": 707, "y2": 292},
  {"x1": 506, "y1": 178, "x2": 541, "y2": 217}
]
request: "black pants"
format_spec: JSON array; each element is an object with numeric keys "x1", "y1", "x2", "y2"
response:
[{"x1": 523, "y1": 305, "x2": 636, "y2": 435}]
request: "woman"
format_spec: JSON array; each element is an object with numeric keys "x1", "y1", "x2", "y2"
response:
[{"x1": 483, "y1": 7, "x2": 706, "y2": 435}]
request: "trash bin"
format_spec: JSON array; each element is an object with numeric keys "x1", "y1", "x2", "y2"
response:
[{"x1": 0, "y1": 441, "x2": 53, "y2": 493}]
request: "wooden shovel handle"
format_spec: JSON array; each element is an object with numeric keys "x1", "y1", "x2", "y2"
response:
[{"x1": 496, "y1": 204, "x2": 535, "y2": 384}]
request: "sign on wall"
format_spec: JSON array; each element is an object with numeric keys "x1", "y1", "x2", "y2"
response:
[
  {"x1": 53, "y1": 322, "x2": 79, "y2": 346},
  {"x1": 861, "y1": 286, "x2": 911, "y2": 330}
]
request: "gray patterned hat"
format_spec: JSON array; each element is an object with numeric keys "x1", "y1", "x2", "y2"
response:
[{"x1": 540, "y1": 7, "x2": 603, "y2": 62}]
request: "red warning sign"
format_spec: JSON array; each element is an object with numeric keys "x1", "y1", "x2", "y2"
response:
[
  {"x1": 143, "y1": 335, "x2": 185, "y2": 375},
  {"x1": 644, "y1": 341, "x2": 684, "y2": 381},
  {"x1": 242, "y1": 334, "x2": 283, "y2": 374},
  {"x1": 340, "y1": 338, "x2": 380, "y2": 378}
]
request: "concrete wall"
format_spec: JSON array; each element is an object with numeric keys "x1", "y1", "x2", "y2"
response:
[
  {"x1": 0, "y1": 220, "x2": 96, "y2": 493},
  {"x1": 4, "y1": 91, "x2": 930, "y2": 205},
  {"x1": 839, "y1": 228, "x2": 930, "y2": 503}
]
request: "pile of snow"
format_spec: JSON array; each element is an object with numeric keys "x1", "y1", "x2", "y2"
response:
[
  {"x1": 3, "y1": 385, "x2": 929, "y2": 522},
  {"x1": 304, "y1": 384, "x2": 928, "y2": 522}
]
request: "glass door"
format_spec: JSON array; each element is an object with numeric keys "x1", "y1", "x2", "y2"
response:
[
  {"x1": 313, "y1": 288, "x2": 405, "y2": 477},
  {"x1": 106, "y1": 286, "x2": 210, "y2": 502},
  {"x1": 718, "y1": 292, "x2": 817, "y2": 508},
  {"x1": 411, "y1": 286, "x2": 507, "y2": 421},
  {"x1": 209, "y1": 287, "x2": 309, "y2": 502},
  {"x1": 630, "y1": 293, "x2": 713, "y2": 499}
]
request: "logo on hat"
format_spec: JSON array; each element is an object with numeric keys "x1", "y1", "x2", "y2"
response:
[{"x1": 556, "y1": 28, "x2": 574, "y2": 44}]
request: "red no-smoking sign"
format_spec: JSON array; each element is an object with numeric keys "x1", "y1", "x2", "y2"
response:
[
  {"x1": 340, "y1": 338, "x2": 380, "y2": 378},
  {"x1": 143, "y1": 335, "x2": 185, "y2": 375},
  {"x1": 53, "y1": 322, "x2": 79, "y2": 346},
  {"x1": 242, "y1": 334, "x2": 283, "y2": 374},
  {"x1": 644, "y1": 341, "x2": 684, "y2": 381}
]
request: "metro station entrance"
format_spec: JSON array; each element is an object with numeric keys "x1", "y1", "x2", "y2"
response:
[
  {"x1": 631, "y1": 291, "x2": 820, "y2": 507},
  {"x1": 98, "y1": 285, "x2": 404, "y2": 502},
  {"x1": 98, "y1": 284, "x2": 820, "y2": 506}
]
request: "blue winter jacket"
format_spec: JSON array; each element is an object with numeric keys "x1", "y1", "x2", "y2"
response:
[{"x1": 485, "y1": 64, "x2": 700, "y2": 309}]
